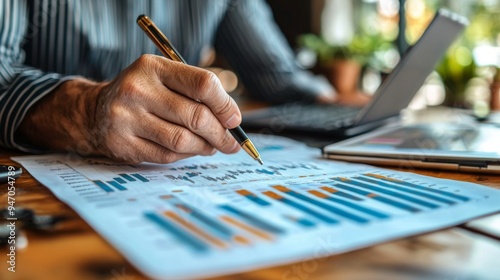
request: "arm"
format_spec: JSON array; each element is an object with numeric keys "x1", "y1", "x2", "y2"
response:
[
  {"x1": 2, "y1": 1, "x2": 241, "y2": 163},
  {"x1": 0, "y1": 0, "x2": 76, "y2": 152},
  {"x1": 214, "y1": 0, "x2": 336, "y2": 104},
  {"x1": 17, "y1": 57, "x2": 242, "y2": 163}
]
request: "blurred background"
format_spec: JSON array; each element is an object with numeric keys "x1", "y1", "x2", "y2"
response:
[{"x1": 213, "y1": 0, "x2": 500, "y2": 113}]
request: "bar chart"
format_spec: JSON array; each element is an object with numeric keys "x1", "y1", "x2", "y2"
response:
[
  {"x1": 138, "y1": 172, "x2": 474, "y2": 253},
  {"x1": 13, "y1": 140, "x2": 500, "y2": 279},
  {"x1": 63, "y1": 154, "x2": 479, "y2": 254},
  {"x1": 91, "y1": 173, "x2": 150, "y2": 192},
  {"x1": 159, "y1": 161, "x2": 323, "y2": 184},
  {"x1": 92, "y1": 161, "x2": 326, "y2": 201},
  {"x1": 74, "y1": 158, "x2": 329, "y2": 190}
]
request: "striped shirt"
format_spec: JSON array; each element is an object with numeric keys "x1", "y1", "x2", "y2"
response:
[{"x1": 0, "y1": 0, "x2": 332, "y2": 152}]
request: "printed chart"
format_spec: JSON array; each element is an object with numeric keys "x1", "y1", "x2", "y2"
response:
[{"x1": 12, "y1": 135, "x2": 500, "y2": 279}]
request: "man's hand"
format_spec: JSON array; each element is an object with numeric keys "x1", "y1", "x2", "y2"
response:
[
  {"x1": 17, "y1": 55, "x2": 242, "y2": 163},
  {"x1": 315, "y1": 90, "x2": 371, "y2": 107}
]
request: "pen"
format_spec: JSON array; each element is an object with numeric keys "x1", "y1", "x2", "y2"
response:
[{"x1": 137, "y1": 15, "x2": 263, "y2": 165}]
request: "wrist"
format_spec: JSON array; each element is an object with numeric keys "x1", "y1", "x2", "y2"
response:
[
  {"x1": 68, "y1": 79, "x2": 107, "y2": 155},
  {"x1": 17, "y1": 78, "x2": 107, "y2": 155}
]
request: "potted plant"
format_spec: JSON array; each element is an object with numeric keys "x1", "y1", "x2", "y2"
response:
[
  {"x1": 436, "y1": 2, "x2": 500, "y2": 107},
  {"x1": 298, "y1": 32, "x2": 391, "y2": 104}
]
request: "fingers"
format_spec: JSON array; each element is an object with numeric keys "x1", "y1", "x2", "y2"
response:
[
  {"x1": 334, "y1": 91, "x2": 371, "y2": 107},
  {"x1": 135, "y1": 112, "x2": 223, "y2": 156},
  {"x1": 93, "y1": 119, "x2": 200, "y2": 164},
  {"x1": 92, "y1": 55, "x2": 244, "y2": 164},
  {"x1": 147, "y1": 55, "x2": 242, "y2": 129},
  {"x1": 127, "y1": 136, "x2": 198, "y2": 164},
  {"x1": 315, "y1": 91, "x2": 338, "y2": 104},
  {"x1": 145, "y1": 88, "x2": 240, "y2": 154}
]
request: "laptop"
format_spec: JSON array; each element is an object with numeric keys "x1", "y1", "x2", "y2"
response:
[
  {"x1": 323, "y1": 121, "x2": 500, "y2": 173},
  {"x1": 241, "y1": 9, "x2": 468, "y2": 137}
]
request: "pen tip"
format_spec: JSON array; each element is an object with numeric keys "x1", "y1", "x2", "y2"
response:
[{"x1": 257, "y1": 158, "x2": 264, "y2": 165}]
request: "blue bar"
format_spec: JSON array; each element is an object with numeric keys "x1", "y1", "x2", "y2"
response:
[
  {"x1": 218, "y1": 205, "x2": 285, "y2": 234},
  {"x1": 107, "y1": 181, "x2": 127, "y2": 191},
  {"x1": 93, "y1": 180, "x2": 114, "y2": 192},
  {"x1": 244, "y1": 195, "x2": 270, "y2": 206},
  {"x1": 333, "y1": 183, "x2": 421, "y2": 213},
  {"x1": 190, "y1": 211, "x2": 233, "y2": 240},
  {"x1": 334, "y1": 178, "x2": 440, "y2": 209},
  {"x1": 296, "y1": 218, "x2": 316, "y2": 227},
  {"x1": 319, "y1": 185, "x2": 363, "y2": 201},
  {"x1": 132, "y1": 173, "x2": 149, "y2": 182},
  {"x1": 275, "y1": 188, "x2": 369, "y2": 224},
  {"x1": 113, "y1": 177, "x2": 127, "y2": 184},
  {"x1": 357, "y1": 176, "x2": 456, "y2": 205},
  {"x1": 255, "y1": 169, "x2": 275, "y2": 175},
  {"x1": 263, "y1": 192, "x2": 339, "y2": 224},
  {"x1": 284, "y1": 215, "x2": 316, "y2": 228},
  {"x1": 173, "y1": 202, "x2": 234, "y2": 240},
  {"x1": 144, "y1": 212, "x2": 208, "y2": 252},
  {"x1": 119, "y1": 173, "x2": 136, "y2": 182},
  {"x1": 333, "y1": 191, "x2": 363, "y2": 201},
  {"x1": 323, "y1": 196, "x2": 389, "y2": 219},
  {"x1": 364, "y1": 174, "x2": 470, "y2": 202},
  {"x1": 236, "y1": 190, "x2": 271, "y2": 206}
]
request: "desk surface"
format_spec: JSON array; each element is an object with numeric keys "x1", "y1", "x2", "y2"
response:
[{"x1": 0, "y1": 147, "x2": 499, "y2": 280}]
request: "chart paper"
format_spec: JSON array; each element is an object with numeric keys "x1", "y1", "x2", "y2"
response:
[{"x1": 12, "y1": 135, "x2": 500, "y2": 279}]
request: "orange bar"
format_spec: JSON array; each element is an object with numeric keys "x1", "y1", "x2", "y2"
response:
[
  {"x1": 236, "y1": 189, "x2": 253, "y2": 196},
  {"x1": 272, "y1": 185, "x2": 290, "y2": 192},
  {"x1": 175, "y1": 204, "x2": 193, "y2": 214},
  {"x1": 221, "y1": 216, "x2": 273, "y2": 241},
  {"x1": 233, "y1": 235, "x2": 251, "y2": 245},
  {"x1": 320, "y1": 186, "x2": 338, "y2": 193},
  {"x1": 159, "y1": 194, "x2": 174, "y2": 200},
  {"x1": 308, "y1": 190, "x2": 329, "y2": 198},
  {"x1": 367, "y1": 193, "x2": 378, "y2": 198},
  {"x1": 365, "y1": 173, "x2": 402, "y2": 182},
  {"x1": 169, "y1": 205, "x2": 251, "y2": 245},
  {"x1": 338, "y1": 177, "x2": 350, "y2": 182},
  {"x1": 164, "y1": 211, "x2": 226, "y2": 249},
  {"x1": 263, "y1": 191, "x2": 283, "y2": 200}
]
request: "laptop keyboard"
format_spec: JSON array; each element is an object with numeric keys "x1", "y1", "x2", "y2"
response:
[{"x1": 268, "y1": 104, "x2": 361, "y2": 130}]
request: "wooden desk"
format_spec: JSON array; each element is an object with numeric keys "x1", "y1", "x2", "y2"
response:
[{"x1": 1, "y1": 148, "x2": 499, "y2": 280}]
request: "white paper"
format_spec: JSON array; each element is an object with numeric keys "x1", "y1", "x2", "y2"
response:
[{"x1": 12, "y1": 135, "x2": 500, "y2": 279}]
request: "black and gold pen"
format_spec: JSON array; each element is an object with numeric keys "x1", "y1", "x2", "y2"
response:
[{"x1": 137, "y1": 15, "x2": 263, "y2": 165}]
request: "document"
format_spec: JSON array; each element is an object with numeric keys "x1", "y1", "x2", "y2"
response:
[{"x1": 12, "y1": 135, "x2": 500, "y2": 279}]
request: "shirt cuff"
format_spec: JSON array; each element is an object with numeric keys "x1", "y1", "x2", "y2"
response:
[{"x1": 0, "y1": 70, "x2": 77, "y2": 153}]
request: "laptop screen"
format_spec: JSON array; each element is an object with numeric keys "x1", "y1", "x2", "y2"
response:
[{"x1": 354, "y1": 10, "x2": 468, "y2": 125}]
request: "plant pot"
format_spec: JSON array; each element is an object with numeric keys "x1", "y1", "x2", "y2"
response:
[
  {"x1": 491, "y1": 81, "x2": 500, "y2": 111},
  {"x1": 323, "y1": 59, "x2": 362, "y2": 95},
  {"x1": 320, "y1": 59, "x2": 370, "y2": 107}
]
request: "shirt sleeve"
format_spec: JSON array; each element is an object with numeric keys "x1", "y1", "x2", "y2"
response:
[
  {"x1": 214, "y1": 0, "x2": 334, "y2": 104},
  {"x1": 0, "y1": 0, "x2": 74, "y2": 152}
]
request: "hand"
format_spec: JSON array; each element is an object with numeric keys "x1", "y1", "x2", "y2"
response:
[
  {"x1": 314, "y1": 91, "x2": 337, "y2": 104},
  {"x1": 315, "y1": 90, "x2": 371, "y2": 107},
  {"x1": 18, "y1": 55, "x2": 242, "y2": 163}
]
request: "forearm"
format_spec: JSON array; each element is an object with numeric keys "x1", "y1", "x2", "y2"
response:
[{"x1": 16, "y1": 78, "x2": 104, "y2": 154}]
